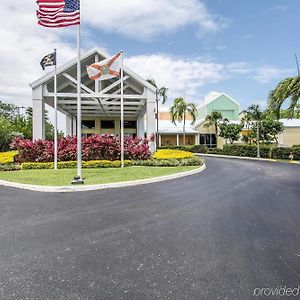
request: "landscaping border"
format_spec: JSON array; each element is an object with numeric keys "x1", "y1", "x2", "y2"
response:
[{"x1": 0, "y1": 164, "x2": 206, "y2": 193}]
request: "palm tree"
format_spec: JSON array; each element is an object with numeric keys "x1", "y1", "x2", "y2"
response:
[
  {"x1": 146, "y1": 79, "x2": 168, "y2": 145},
  {"x1": 268, "y1": 76, "x2": 300, "y2": 118},
  {"x1": 203, "y1": 111, "x2": 223, "y2": 136},
  {"x1": 170, "y1": 97, "x2": 197, "y2": 145},
  {"x1": 246, "y1": 104, "x2": 263, "y2": 158}
]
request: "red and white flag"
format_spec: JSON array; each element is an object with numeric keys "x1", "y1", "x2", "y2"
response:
[
  {"x1": 36, "y1": 0, "x2": 80, "y2": 28},
  {"x1": 86, "y1": 52, "x2": 122, "y2": 81}
]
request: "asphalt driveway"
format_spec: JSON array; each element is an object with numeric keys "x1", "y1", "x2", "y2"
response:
[{"x1": 0, "y1": 158, "x2": 299, "y2": 299}]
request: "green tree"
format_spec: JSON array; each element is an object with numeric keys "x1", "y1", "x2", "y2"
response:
[
  {"x1": 170, "y1": 97, "x2": 197, "y2": 145},
  {"x1": 268, "y1": 76, "x2": 300, "y2": 118},
  {"x1": 147, "y1": 79, "x2": 168, "y2": 145},
  {"x1": 203, "y1": 111, "x2": 224, "y2": 136},
  {"x1": 250, "y1": 118, "x2": 284, "y2": 145},
  {"x1": 219, "y1": 123, "x2": 242, "y2": 144},
  {"x1": 245, "y1": 104, "x2": 264, "y2": 157}
]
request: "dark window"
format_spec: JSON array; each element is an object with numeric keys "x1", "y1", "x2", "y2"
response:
[
  {"x1": 82, "y1": 120, "x2": 95, "y2": 129},
  {"x1": 199, "y1": 134, "x2": 217, "y2": 148},
  {"x1": 123, "y1": 120, "x2": 137, "y2": 129},
  {"x1": 101, "y1": 120, "x2": 115, "y2": 129}
]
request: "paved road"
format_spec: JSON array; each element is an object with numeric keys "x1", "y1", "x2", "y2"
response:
[{"x1": 0, "y1": 158, "x2": 299, "y2": 300}]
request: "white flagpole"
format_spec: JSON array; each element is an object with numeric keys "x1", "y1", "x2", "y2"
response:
[
  {"x1": 76, "y1": 23, "x2": 83, "y2": 182},
  {"x1": 120, "y1": 50, "x2": 124, "y2": 168},
  {"x1": 54, "y1": 48, "x2": 58, "y2": 170}
]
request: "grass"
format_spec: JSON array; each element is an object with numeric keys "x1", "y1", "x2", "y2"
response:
[{"x1": 0, "y1": 166, "x2": 198, "y2": 186}]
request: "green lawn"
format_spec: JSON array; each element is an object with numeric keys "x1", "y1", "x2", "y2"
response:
[{"x1": 0, "y1": 166, "x2": 198, "y2": 186}]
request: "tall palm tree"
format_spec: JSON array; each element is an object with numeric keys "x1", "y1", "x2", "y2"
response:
[
  {"x1": 246, "y1": 104, "x2": 263, "y2": 158},
  {"x1": 170, "y1": 97, "x2": 197, "y2": 145},
  {"x1": 268, "y1": 76, "x2": 300, "y2": 118},
  {"x1": 203, "y1": 111, "x2": 223, "y2": 136},
  {"x1": 146, "y1": 79, "x2": 168, "y2": 145}
]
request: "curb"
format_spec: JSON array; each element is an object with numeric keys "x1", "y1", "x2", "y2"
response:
[
  {"x1": 0, "y1": 164, "x2": 206, "y2": 193},
  {"x1": 196, "y1": 153, "x2": 300, "y2": 164}
]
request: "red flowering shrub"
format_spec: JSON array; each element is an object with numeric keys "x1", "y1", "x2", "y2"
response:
[
  {"x1": 11, "y1": 134, "x2": 151, "y2": 163},
  {"x1": 124, "y1": 136, "x2": 151, "y2": 160}
]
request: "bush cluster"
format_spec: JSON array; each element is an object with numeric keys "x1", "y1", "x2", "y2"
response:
[
  {"x1": 158, "y1": 144, "x2": 300, "y2": 160},
  {"x1": 0, "y1": 163, "x2": 21, "y2": 171},
  {"x1": 134, "y1": 156, "x2": 202, "y2": 167},
  {"x1": 158, "y1": 145, "x2": 208, "y2": 154},
  {"x1": 11, "y1": 134, "x2": 151, "y2": 163}
]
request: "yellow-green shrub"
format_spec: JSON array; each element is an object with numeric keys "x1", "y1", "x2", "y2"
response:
[
  {"x1": 153, "y1": 149, "x2": 193, "y2": 160},
  {"x1": 0, "y1": 151, "x2": 18, "y2": 164},
  {"x1": 21, "y1": 160, "x2": 133, "y2": 170}
]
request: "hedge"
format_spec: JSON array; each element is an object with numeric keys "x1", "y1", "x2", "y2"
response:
[
  {"x1": 158, "y1": 145, "x2": 208, "y2": 154},
  {"x1": 158, "y1": 144, "x2": 300, "y2": 160},
  {"x1": 272, "y1": 147, "x2": 300, "y2": 160},
  {"x1": 221, "y1": 144, "x2": 272, "y2": 158},
  {"x1": 134, "y1": 156, "x2": 203, "y2": 167},
  {"x1": 21, "y1": 160, "x2": 133, "y2": 170},
  {"x1": 0, "y1": 163, "x2": 21, "y2": 171}
]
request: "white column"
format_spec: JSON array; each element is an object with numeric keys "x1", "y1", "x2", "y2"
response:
[
  {"x1": 137, "y1": 113, "x2": 145, "y2": 138},
  {"x1": 159, "y1": 134, "x2": 162, "y2": 146},
  {"x1": 65, "y1": 115, "x2": 73, "y2": 136},
  {"x1": 177, "y1": 134, "x2": 179, "y2": 146},
  {"x1": 72, "y1": 117, "x2": 77, "y2": 136},
  {"x1": 146, "y1": 88, "x2": 156, "y2": 152},
  {"x1": 32, "y1": 86, "x2": 45, "y2": 140}
]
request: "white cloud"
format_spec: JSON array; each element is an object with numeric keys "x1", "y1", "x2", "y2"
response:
[
  {"x1": 226, "y1": 62, "x2": 293, "y2": 83},
  {"x1": 84, "y1": 0, "x2": 227, "y2": 40},
  {"x1": 125, "y1": 54, "x2": 225, "y2": 101}
]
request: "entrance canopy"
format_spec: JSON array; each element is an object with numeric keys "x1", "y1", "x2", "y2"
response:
[{"x1": 30, "y1": 49, "x2": 156, "y2": 141}]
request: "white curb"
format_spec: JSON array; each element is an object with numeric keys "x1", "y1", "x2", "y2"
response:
[
  {"x1": 196, "y1": 153, "x2": 300, "y2": 164},
  {"x1": 0, "y1": 164, "x2": 206, "y2": 193}
]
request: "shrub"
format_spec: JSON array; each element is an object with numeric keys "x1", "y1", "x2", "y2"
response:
[
  {"x1": 0, "y1": 163, "x2": 21, "y2": 171},
  {"x1": 222, "y1": 144, "x2": 272, "y2": 158},
  {"x1": 153, "y1": 149, "x2": 193, "y2": 160},
  {"x1": 11, "y1": 134, "x2": 151, "y2": 163},
  {"x1": 158, "y1": 145, "x2": 208, "y2": 153},
  {"x1": 21, "y1": 160, "x2": 133, "y2": 170},
  {"x1": 272, "y1": 147, "x2": 300, "y2": 160},
  {"x1": 0, "y1": 151, "x2": 18, "y2": 164},
  {"x1": 134, "y1": 156, "x2": 203, "y2": 167}
]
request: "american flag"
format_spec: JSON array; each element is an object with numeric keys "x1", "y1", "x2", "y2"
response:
[{"x1": 36, "y1": 0, "x2": 80, "y2": 28}]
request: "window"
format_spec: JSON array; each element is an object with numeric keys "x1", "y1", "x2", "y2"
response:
[
  {"x1": 199, "y1": 134, "x2": 217, "y2": 148},
  {"x1": 101, "y1": 120, "x2": 115, "y2": 129},
  {"x1": 82, "y1": 120, "x2": 95, "y2": 129},
  {"x1": 123, "y1": 120, "x2": 137, "y2": 129}
]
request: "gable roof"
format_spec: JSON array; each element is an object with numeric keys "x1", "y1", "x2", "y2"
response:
[
  {"x1": 197, "y1": 92, "x2": 240, "y2": 110},
  {"x1": 30, "y1": 48, "x2": 156, "y2": 92}
]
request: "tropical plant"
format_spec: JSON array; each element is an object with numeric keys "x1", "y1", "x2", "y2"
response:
[
  {"x1": 147, "y1": 79, "x2": 168, "y2": 145},
  {"x1": 169, "y1": 97, "x2": 197, "y2": 145},
  {"x1": 245, "y1": 104, "x2": 264, "y2": 157},
  {"x1": 219, "y1": 123, "x2": 242, "y2": 144},
  {"x1": 203, "y1": 111, "x2": 224, "y2": 136},
  {"x1": 268, "y1": 76, "x2": 300, "y2": 118}
]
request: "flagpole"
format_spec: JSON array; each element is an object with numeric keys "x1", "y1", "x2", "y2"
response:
[
  {"x1": 54, "y1": 48, "x2": 58, "y2": 170},
  {"x1": 73, "y1": 23, "x2": 83, "y2": 183},
  {"x1": 120, "y1": 50, "x2": 124, "y2": 168}
]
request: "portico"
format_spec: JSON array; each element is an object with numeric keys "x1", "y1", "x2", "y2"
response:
[{"x1": 30, "y1": 49, "x2": 156, "y2": 150}]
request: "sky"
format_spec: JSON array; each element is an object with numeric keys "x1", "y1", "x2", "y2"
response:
[{"x1": 0, "y1": 0, "x2": 299, "y2": 129}]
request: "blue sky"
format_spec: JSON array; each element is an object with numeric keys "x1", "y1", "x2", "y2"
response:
[{"x1": 0, "y1": 0, "x2": 299, "y2": 115}]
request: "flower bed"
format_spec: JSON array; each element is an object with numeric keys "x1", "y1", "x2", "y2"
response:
[
  {"x1": 153, "y1": 149, "x2": 193, "y2": 160},
  {"x1": 0, "y1": 151, "x2": 18, "y2": 164},
  {"x1": 11, "y1": 134, "x2": 151, "y2": 163}
]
